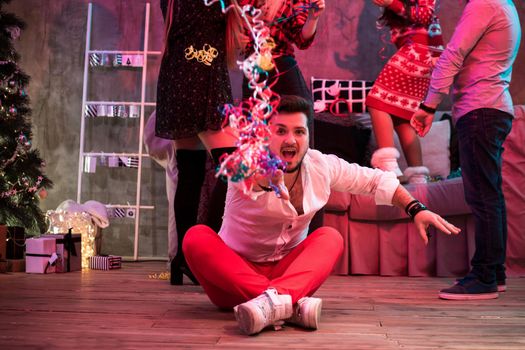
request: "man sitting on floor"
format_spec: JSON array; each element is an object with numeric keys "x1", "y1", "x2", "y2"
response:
[{"x1": 183, "y1": 95, "x2": 460, "y2": 335}]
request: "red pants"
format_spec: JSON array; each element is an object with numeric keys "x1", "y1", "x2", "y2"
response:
[{"x1": 183, "y1": 225, "x2": 343, "y2": 308}]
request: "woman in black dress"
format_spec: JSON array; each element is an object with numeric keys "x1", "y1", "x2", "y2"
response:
[{"x1": 156, "y1": 0, "x2": 237, "y2": 285}]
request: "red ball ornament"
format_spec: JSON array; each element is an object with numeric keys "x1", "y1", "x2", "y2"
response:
[{"x1": 38, "y1": 188, "x2": 48, "y2": 200}]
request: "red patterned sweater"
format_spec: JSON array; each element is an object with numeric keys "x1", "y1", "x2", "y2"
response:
[{"x1": 386, "y1": 0, "x2": 444, "y2": 49}]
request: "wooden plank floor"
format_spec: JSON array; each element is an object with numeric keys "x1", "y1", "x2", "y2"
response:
[{"x1": 1, "y1": 261, "x2": 524, "y2": 349}]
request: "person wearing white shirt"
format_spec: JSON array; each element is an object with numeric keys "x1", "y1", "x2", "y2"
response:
[
  {"x1": 411, "y1": 0, "x2": 520, "y2": 300},
  {"x1": 143, "y1": 111, "x2": 178, "y2": 266},
  {"x1": 184, "y1": 95, "x2": 460, "y2": 335}
]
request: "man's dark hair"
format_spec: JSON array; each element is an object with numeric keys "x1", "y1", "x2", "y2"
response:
[{"x1": 276, "y1": 95, "x2": 314, "y2": 128}]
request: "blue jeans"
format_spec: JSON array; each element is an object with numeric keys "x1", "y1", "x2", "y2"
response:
[{"x1": 456, "y1": 108, "x2": 513, "y2": 284}]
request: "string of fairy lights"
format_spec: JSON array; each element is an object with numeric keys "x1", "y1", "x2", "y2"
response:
[
  {"x1": 0, "y1": 59, "x2": 44, "y2": 201},
  {"x1": 46, "y1": 210, "x2": 96, "y2": 268}
]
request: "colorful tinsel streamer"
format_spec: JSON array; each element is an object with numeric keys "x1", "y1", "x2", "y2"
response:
[{"x1": 205, "y1": 0, "x2": 315, "y2": 197}]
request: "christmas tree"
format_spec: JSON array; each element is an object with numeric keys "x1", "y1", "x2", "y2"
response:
[{"x1": 0, "y1": 0, "x2": 52, "y2": 234}]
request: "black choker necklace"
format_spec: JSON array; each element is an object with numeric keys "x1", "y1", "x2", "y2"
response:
[
  {"x1": 288, "y1": 167, "x2": 301, "y2": 193},
  {"x1": 257, "y1": 167, "x2": 301, "y2": 193}
]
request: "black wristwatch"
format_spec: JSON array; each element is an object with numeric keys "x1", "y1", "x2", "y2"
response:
[
  {"x1": 419, "y1": 102, "x2": 437, "y2": 114},
  {"x1": 405, "y1": 200, "x2": 429, "y2": 220}
]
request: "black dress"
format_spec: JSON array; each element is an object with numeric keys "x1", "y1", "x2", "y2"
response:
[{"x1": 156, "y1": 0, "x2": 232, "y2": 140}]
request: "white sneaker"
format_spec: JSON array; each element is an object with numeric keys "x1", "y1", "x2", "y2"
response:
[
  {"x1": 286, "y1": 297, "x2": 323, "y2": 329},
  {"x1": 233, "y1": 289, "x2": 293, "y2": 335}
]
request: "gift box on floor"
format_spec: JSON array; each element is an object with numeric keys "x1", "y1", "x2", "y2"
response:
[
  {"x1": 46, "y1": 209, "x2": 97, "y2": 269},
  {"x1": 6, "y1": 226, "x2": 25, "y2": 259},
  {"x1": 25, "y1": 238, "x2": 58, "y2": 274},
  {"x1": 41, "y1": 231, "x2": 82, "y2": 272},
  {"x1": 6, "y1": 259, "x2": 25, "y2": 272},
  {"x1": 0, "y1": 225, "x2": 6, "y2": 261},
  {"x1": 89, "y1": 255, "x2": 122, "y2": 270}
]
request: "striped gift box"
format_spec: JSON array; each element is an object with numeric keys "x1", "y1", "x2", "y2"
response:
[
  {"x1": 113, "y1": 208, "x2": 127, "y2": 218},
  {"x1": 85, "y1": 104, "x2": 97, "y2": 118},
  {"x1": 89, "y1": 53, "x2": 101, "y2": 67},
  {"x1": 127, "y1": 156, "x2": 139, "y2": 168},
  {"x1": 113, "y1": 53, "x2": 122, "y2": 66},
  {"x1": 89, "y1": 255, "x2": 122, "y2": 270},
  {"x1": 117, "y1": 156, "x2": 139, "y2": 168},
  {"x1": 84, "y1": 155, "x2": 97, "y2": 173}
]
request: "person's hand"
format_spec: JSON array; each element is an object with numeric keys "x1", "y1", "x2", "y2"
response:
[
  {"x1": 413, "y1": 210, "x2": 461, "y2": 245},
  {"x1": 253, "y1": 169, "x2": 289, "y2": 200},
  {"x1": 372, "y1": 0, "x2": 394, "y2": 8},
  {"x1": 410, "y1": 109, "x2": 435, "y2": 137},
  {"x1": 308, "y1": 0, "x2": 325, "y2": 19}
]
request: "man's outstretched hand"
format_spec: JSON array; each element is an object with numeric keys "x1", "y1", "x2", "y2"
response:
[{"x1": 413, "y1": 210, "x2": 461, "y2": 245}]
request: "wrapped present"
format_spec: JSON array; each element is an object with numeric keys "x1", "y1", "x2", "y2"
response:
[
  {"x1": 89, "y1": 255, "x2": 122, "y2": 270},
  {"x1": 41, "y1": 230, "x2": 82, "y2": 273},
  {"x1": 0, "y1": 225, "x2": 6, "y2": 261},
  {"x1": 25, "y1": 237, "x2": 58, "y2": 274},
  {"x1": 6, "y1": 259, "x2": 25, "y2": 272},
  {"x1": 6, "y1": 226, "x2": 25, "y2": 259},
  {"x1": 46, "y1": 209, "x2": 96, "y2": 268}
]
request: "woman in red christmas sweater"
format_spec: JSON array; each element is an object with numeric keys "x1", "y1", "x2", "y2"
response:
[
  {"x1": 365, "y1": 0, "x2": 444, "y2": 183},
  {"x1": 230, "y1": 0, "x2": 324, "y2": 116}
]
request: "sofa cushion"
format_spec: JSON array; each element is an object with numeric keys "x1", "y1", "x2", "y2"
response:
[
  {"x1": 368, "y1": 118, "x2": 451, "y2": 178},
  {"x1": 314, "y1": 113, "x2": 371, "y2": 166},
  {"x1": 325, "y1": 177, "x2": 470, "y2": 220},
  {"x1": 419, "y1": 119, "x2": 451, "y2": 179},
  {"x1": 440, "y1": 113, "x2": 460, "y2": 172}
]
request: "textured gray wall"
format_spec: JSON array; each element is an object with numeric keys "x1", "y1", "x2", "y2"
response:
[{"x1": 7, "y1": 0, "x2": 525, "y2": 258}]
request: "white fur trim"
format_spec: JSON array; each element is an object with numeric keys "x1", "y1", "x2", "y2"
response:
[
  {"x1": 371, "y1": 147, "x2": 402, "y2": 176},
  {"x1": 404, "y1": 166, "x2": 430, "y2": 184},
  {"x1": 404, "y1": 166, "x2": 430, "y2": 178}
]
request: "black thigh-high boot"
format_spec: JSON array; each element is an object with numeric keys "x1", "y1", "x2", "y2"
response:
[
  {"x1": 206, "y1": 147, "x2": 237, "y2": 232},
  {"x1": 171, "y1": 149, "x2": 207, "y2": 285}
]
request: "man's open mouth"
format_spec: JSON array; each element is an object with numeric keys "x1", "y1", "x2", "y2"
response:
[{"x1": 281, "y1": 148, "x2": 297, "y2": 160}]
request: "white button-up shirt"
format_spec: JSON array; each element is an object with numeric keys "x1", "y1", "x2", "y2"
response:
[
  {"x1": 425, "y1": 0, "x2": 521, "y2": 121},
  {"x1": 219, "y1": 149, "x2": 400, "y2": 263}
]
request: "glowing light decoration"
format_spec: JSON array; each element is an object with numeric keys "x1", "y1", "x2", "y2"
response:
[
  {"x1": 0, "y1": 175, "x2": 43, "y2": 199},
  {"x1": 46, "y1": 210, "x2": 96, "y2": 268}
]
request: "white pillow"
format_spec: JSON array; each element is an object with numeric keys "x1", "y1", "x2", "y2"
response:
[
  {"x1": 419, "y1": 120, "x2": 451, "y2": 178},
  {"x1": 374, "y1": 119, "x2": 451, "y2": 178}
]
